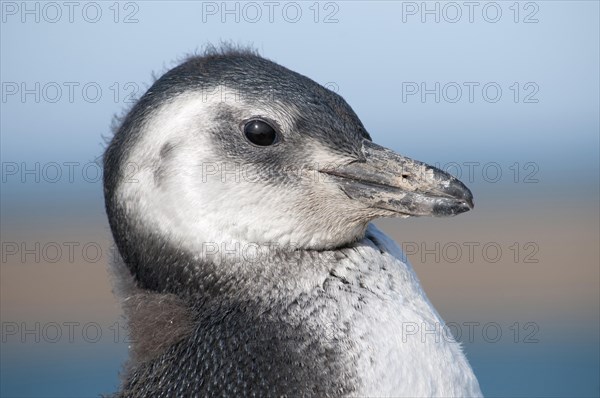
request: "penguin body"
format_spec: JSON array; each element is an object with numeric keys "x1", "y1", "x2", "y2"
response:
[{"x1": 103, "y1": 47, "x2": 482, "y2": 397}]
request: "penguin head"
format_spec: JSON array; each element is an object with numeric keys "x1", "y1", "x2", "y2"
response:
[{"x1": 104, "y1": 49, "x2": 473, "y2": 258}]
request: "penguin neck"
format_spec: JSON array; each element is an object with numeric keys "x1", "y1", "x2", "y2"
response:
[{"x1": 116, "y1": 226, "x2": 338, "y2": 304}]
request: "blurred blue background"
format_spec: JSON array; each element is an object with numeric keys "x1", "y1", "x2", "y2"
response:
[{"x1": 1, "y1": 1, "x2": 599, "y2": 397}]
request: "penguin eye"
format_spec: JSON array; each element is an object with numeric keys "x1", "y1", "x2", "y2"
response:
[{"x1": 243, "y1": 119, "x2": 278, "y2": 146}]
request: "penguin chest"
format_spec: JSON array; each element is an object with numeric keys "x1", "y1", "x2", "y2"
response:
[
  {"x1": 342, "y1": 289, "x2": 481, "y2": 397},
  {"x1": 321, "y1": 242, "x2": 482, "y2": 397}
]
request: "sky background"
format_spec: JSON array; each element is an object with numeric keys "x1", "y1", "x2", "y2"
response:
[{"x1": 1, "y1": 1, "x2": 599, "y2": 397}]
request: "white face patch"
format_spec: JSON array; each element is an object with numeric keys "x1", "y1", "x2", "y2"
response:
[{"x1": 115, "y1": 86, "x2": 372, "y2": 258}]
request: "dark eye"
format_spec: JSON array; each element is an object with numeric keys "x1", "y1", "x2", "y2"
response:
[{"x1": 243, "y1": 119, "x2": 278, "y2": 146}]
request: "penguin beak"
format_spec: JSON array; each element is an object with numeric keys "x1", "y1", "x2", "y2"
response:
[{"x1": 320, "y1": 140, "x2": 474, "y2": 217}]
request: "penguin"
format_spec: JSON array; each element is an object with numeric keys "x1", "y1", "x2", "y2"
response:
[{"x1": 103, "y1": 46, "x2": 482, "y2": 397}]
